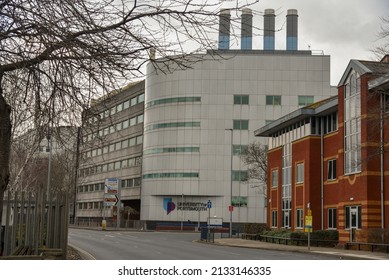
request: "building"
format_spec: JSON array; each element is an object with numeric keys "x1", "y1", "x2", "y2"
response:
[
  {"x1": 76, "y1": 81, "x2": 145, "y2": 226},
  {"x1": 141, "y1": 8, "x2": 336, "y2": 229},
  {"x1": 256, "y1": 56, "x2": 389, "y2": 243},
  {"x1": 75, "y1": 8, "x2": 337, "y2": 230}
]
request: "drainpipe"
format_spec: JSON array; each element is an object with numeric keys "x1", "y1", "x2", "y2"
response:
[
  {"x1": 380, "y1": 93, "x2": 385, "y2": 242},
  {"x1": 320, "y1": 117, "x2": 324, "y2": 230}
]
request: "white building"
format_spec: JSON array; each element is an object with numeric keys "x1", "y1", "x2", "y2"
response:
[{"x1": 141, "y1": 49, "x2": 336, "y2": 228}]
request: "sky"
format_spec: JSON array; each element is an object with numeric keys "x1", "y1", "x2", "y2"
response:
[{"x1": 220, "y1": 0, "x2": 389, "y2": 85}]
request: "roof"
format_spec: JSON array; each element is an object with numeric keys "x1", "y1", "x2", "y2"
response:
[
  {"x1": 338, "y1": 59, "x2": 389, "y2": 86},
  {"x1": 255, "y1": 95, "x2": 338, "y2": 137}
]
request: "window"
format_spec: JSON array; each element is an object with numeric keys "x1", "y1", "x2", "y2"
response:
[
  {"x1": 328, "y1": 208, "x2": 337, "y2": 229},
  {"x1": 296, "y1": 209, "x2": 304, "y2": 228},
  {"x1": 327, "y1": 159, "x2": 337, "y2": 181},
  {"x1": 234, "y1": 95, "x2": 249, "y2": 105},
  {"x1": 233, "y1": 120, "x2": 249, "y2": 130},
  {"x1": 232, "y1": 145, "x2": 248, "y2": 155},
  {"x1": 115, "y1": 142, "x2": 121, "y2": 151},
  {"x1": 266, "y1": 95, "x2": 281, "y2": 105},
  {"x1": 298, "y1": 95, "x2": 314, "y2": 106},
  {"x1": 271, "y1": 170, "x2": 278, "y2": 188},
  {"x1": 123, "y1": 100, "x2": 130, "y2": 110},
  {"x1": 344, "y1": 73, "x2": 361, "y2": 174},
  {"x1": 271, "y1": 211, "x2": 277, "y2": 227},
  {"x1": 232, "y1": 170, "x2": 248, "y2": 181},
  {"x1": 296, "y1": 163, "x2": 304, "y2": 184},
  {"x1": 114, "y1": 161, "x2": 121, "y2": 170},
  {"x1": 136, "y1": 135, "x2": 143, "y2": 144},
  {"x1": 231, "y1": 196, "x2": 248, "y2": 207}
]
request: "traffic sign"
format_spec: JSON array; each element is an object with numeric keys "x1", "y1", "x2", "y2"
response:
[
  {"x1": 228, "y1": 205, "x2": 234, "y2": 212},
  {"x1": 305, "y1": 215, "x2": 313, "y2": 233},
  {"x1": 207, "y1": 200, "x2": 212, "y2": 209},
  {"x1": 104, "y1": 194, "x2": 119, "y2": 207}
]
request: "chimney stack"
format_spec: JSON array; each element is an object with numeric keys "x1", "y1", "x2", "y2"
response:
[
  {"x1": 286, "y1": 9, "x2": 298, "y2": 51},
  {"x1": 218, "y1": 9, "x2": 231, "y2": 50},
  {"x1": 263, "y1": 9, "x2": 275, "y2": 50},
  {"x1": 241, "y1": 8, "x2": 253, "y2": 50}
]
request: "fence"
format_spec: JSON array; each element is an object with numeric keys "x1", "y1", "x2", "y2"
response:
[{"x1": 0, "y1": 190, "x2": 69, "y2": 259}]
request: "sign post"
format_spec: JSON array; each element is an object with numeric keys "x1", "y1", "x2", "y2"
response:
[
  {"x1": 305, "y1": 209, "x2": 312, "y2": 251},
  {"x1": 103, "y1": 178, "x2": 121, "y2": 229},
  {"x1": 207, "y1": 200, "x2": 212, "y2": 242}
]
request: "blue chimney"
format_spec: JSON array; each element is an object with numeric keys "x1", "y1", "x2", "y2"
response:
[
  {"x1": 241, "y1": 8, "x2": 253, "y2": 50},
  {"x1": 263, "y1": 9, "x2": 275, "y2": 50},
  {"x1": 218, "y1": 9, "x2": 231, "y2": 50},
  {"x1": 286, "y1": 9, "x2": 298, "y2": 51}
]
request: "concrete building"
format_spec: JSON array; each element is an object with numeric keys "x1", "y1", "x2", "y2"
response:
[
  {"x1": 140, "y1": 9, "x2": 336, "y2": 229},
  {"x1": 256, "y1": 56, "x2": 389, "y2": 243},
  {"x1": 76, "y1": 81, "x2": 145, "y2": 226}
]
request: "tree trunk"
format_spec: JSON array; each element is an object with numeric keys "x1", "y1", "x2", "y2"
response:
[{"x1": 0, "y1": 82, "x2": 12, "y2": 226}]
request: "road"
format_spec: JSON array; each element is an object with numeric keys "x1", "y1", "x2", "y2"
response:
[{"x1": 68, "y1": 228, "x2": 341, "y2": 260}]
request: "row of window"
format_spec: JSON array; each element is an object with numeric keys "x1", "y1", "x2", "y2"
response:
[
  {"x1": 78, "y1": 177, "x2": 142, "y2": 193},
  {"x1": 89, "y1": 93, "x2": 145, "y2": 123},
  {"x1": 271, "y1": 206, "x2": 360, "y2": 230},
  {"x1": 83, "y1": 113, "x2": 144, "y2": 143},
  {"x1": 78, "y1": 201, "x2": 103, "y2": 210},
  {"x1": 144, "y1": 147, "x2": 199, "y2": 155},
  {"x1": 145, "y1": 121, "x2": 200, "y2": 131},
  {"x1": 79, "y1": 156, "x2": 142, "y2": 177},
  {"x1": 143, "y1": 172, "x2": 199, "y2": 179},
  {"x1": 271, "y1": 159, "x2": 337, "y2": 188},
  {"x1": 83, "y1": 135, "x2": 143, "y2": 159},
  {"x1": 145, "y1": 96, "x2": 201, "y2": 108}
]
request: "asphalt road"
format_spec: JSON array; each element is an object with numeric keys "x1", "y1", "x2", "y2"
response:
[{"x1": 68, "y1": 228, "x2": 341, "y2": 260}]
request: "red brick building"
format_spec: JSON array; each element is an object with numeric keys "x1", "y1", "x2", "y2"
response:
[{"x1": 255, "y1": 56, "x2": 389, "y2": 243}]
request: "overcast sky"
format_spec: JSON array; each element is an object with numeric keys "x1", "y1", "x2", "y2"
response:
[{"x1": 222, "y1": 0, "x2": 389, "y2": 85}]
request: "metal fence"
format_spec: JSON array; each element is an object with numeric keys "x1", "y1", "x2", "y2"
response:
[{"x1": 0, "y1": 190, "x2": 69, "y2": 258}]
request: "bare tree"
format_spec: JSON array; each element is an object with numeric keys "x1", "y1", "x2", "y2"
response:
[
  {"x1": 0, "y1": 0, "x2": 257, "y2": 224},
  {"x1": 240, "y1": 141, "x2": 268, "y2": 196}
]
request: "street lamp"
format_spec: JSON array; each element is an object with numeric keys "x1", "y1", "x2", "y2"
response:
[{"x1": 225, "y1": 128, "x2": 233, "y2": 238}]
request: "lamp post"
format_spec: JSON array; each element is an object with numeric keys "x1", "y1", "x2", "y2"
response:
[{"x1": 225, "y1": 129, "x2": 233, "y2": 238}]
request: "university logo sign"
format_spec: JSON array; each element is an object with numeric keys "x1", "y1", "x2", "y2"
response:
[{"x1": 163, "y1": 198, "x2": 176, "y2": 215}]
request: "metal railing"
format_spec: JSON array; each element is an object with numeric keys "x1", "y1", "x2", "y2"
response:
[{"x1": 1, "y1": 190, "x2": 69, "y2": 259}]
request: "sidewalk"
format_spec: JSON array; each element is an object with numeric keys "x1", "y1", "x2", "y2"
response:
[{"x1": 210, "y1": 238, "x2": 389, "y2": 260}]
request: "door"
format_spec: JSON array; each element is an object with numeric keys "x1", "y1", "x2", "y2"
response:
[{"x1": 346, "y1": 206, "x2": 361, "y2": 242}]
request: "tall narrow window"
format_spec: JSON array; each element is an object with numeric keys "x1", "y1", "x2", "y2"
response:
[
  {"x1": 296, "y1": 163, "x2": 304, "y2": 184},
  {"x1": 327, "y1": 159, "x2": 337, "y2": 180},
  {"x1": 344, "y1": 73, "x2": 361, "y2": 174},
  {"x1": 328, "y1": 208, "x2": 337, "y2": 229},
  {"x1": 296, "y1": 209, "x2": 304, "y2": 228},
  {"x1": 271, "y1": 170, "x2": 278, "y2": 188},
  {"x1": 271, "y1": 211, "x2": 278, "y2": 227}
]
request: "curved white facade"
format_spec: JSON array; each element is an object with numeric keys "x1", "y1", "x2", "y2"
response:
[{"x1": 141, "y1": 50, "x2": 336, "y2": 226}]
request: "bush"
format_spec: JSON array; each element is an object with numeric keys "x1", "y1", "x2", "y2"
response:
[{"x1": 243, "y1": 223, "x2": 268, "y2": 234}]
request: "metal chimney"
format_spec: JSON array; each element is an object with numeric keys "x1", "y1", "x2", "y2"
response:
[
  {"x1": 241, "y1": 8, "x2": 253, "y2": 50},
  {"x1": 263, "y1": 9, "x2": 275, "y2": 50},
  {"x1": 286, "y1": 9, "x2": 298, "y2": 51},
  {"x1": 218, "y1": 9, "x2": 231, "y2": 50}
]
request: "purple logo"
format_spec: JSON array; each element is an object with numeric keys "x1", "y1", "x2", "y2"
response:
[{"x1": 163, "y1": 198, "x2": 176, "y2": 215}]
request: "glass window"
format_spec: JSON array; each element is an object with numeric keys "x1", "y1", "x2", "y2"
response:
[
  {"x1": 122, "y1": 139, "x2": 129, "y2": 149},
  {"x1": 116, "y1": 122, "x2": 122, "y2": 131},
  {"x1": 136, "y1": 135, "x2": 143, "y2": 144},
  {"x1": 123, "y1": 100, "x2": 130, "y2": 110},
  {"x1": 131, "y1": 97, "x2": 137, "y2": 106},
  {"x1": 134, "y1": 177, "x2": 141, "y2": 186},
  {"x1": 130, "y1": 117, "x2": 137, "y2": 126},
  {"x1": 122, "y1": 119, "x2": 129, "y2": 129},
  {"x1": 271, "y1": 170, "x2": 278, "y2": 188},
  {"x1": 296, "y1": 209, "x2": 304, "y2": 228},
  {"x1": 233, "y1": 145, "x2": 248, "y2": 155},
  {"x1": 108, "y1": 163, "x2": 114, "y2": 171},
  {"x1": 110, "y1": 107, "x2": 116, "y2": 115},
  {"x1": 231, "y1": 196, "x2": 248, "y2": 207},
  {"x1": 102, "y1": 164, "x2": 107, "y2": 172},
  {"x1": 122, "y1": 159, "x2": 128, "y2": 168},
  {"x1": 114, "y1": 161, "x2": 121, "y2": 170},
  {"x1": 137, "y1": 114, "x2": 144, "y2": 123},
  {"x1": 328, "y1": 208, "x2": 337, "y2": 229},
  {"x1": 271, "y1": 211, "x2": 277, "y2": 227},
  {"x1": 345, "y1": 205, "x2": 362, "y2": 229},
  {"x1": 266, "y1": 95, "x2": 281, "y2": 105},
  {"x1": 116, "y1": 103, "x2": 123, "y2": 113},
  {"x1": 103, "y1": 146, "x2": 109, "y2": 154},
  {"x1": 115, "y1": 142, "x2": 121, "y2": 151},
  {"x1": 129, "y1": 137, "x2": 136, "y2": 146},
  {"x1": 327, "y1": 159, "x2": 337, "y2": 181},
  {"x1": 296, "y1": 163, "x2": 304, "y2": 184},
  {"x1": 109, "y1": 143, "x2": 115, "y2": 152},
  {"x1": 109, "y1": 125, "x2": 115, "y2": 134},
  {"x1": 298, "y1": 96, "x2": 314, "y2": 106},
  {"x1": 138, "y1": 93, "x2": 145, "y2": 103},
  {"x1": 234, "y1": 95, "x2": 249, "y2": 105},
  {"x1": 233, "y1": 120, "x2": 249, "y2": 130},
  {"x1": 128, "y1": 158, "x2": 135, "y2": 167},
  {"x1": 232, "y1": 170, "x2": 248, "y2": 181}
]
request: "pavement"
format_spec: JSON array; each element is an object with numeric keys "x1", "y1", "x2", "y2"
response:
[{"x1": 209, "y1": 238, "x2": 389, "y2": 260}]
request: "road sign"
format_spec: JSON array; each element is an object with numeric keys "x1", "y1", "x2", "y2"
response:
[
  {"x1": 105, "y1": 178, "x2": 120, "y2": 194},
  {"x1": 104, "y1": 194, "x2": 119, "y2": 207},
  {"x1": 207, "y1": 200, "x2": 212, "y2": 208},
  {"x1": 305, "y1": 215, "x2": 312, "y2": 233},
  {"x1": 228, "y1": 205, "x2": 234, "y2": 212}
]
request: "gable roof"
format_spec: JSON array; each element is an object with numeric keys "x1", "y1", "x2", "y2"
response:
[{"x1": 338, "y1": 59, "x2": 389, "y2": 86}]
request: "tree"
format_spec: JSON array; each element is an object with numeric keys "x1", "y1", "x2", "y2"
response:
[
  {"x1": 240, "y1": 141, "x2": 268, "y2": 196},
  {"x1": 0, "y1": 0, "x2": 256, "y2": 224}
]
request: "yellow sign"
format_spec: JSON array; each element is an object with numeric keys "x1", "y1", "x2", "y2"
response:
[{"x1": 305, "y1": 215, "x2": 312, "y2": 232}]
